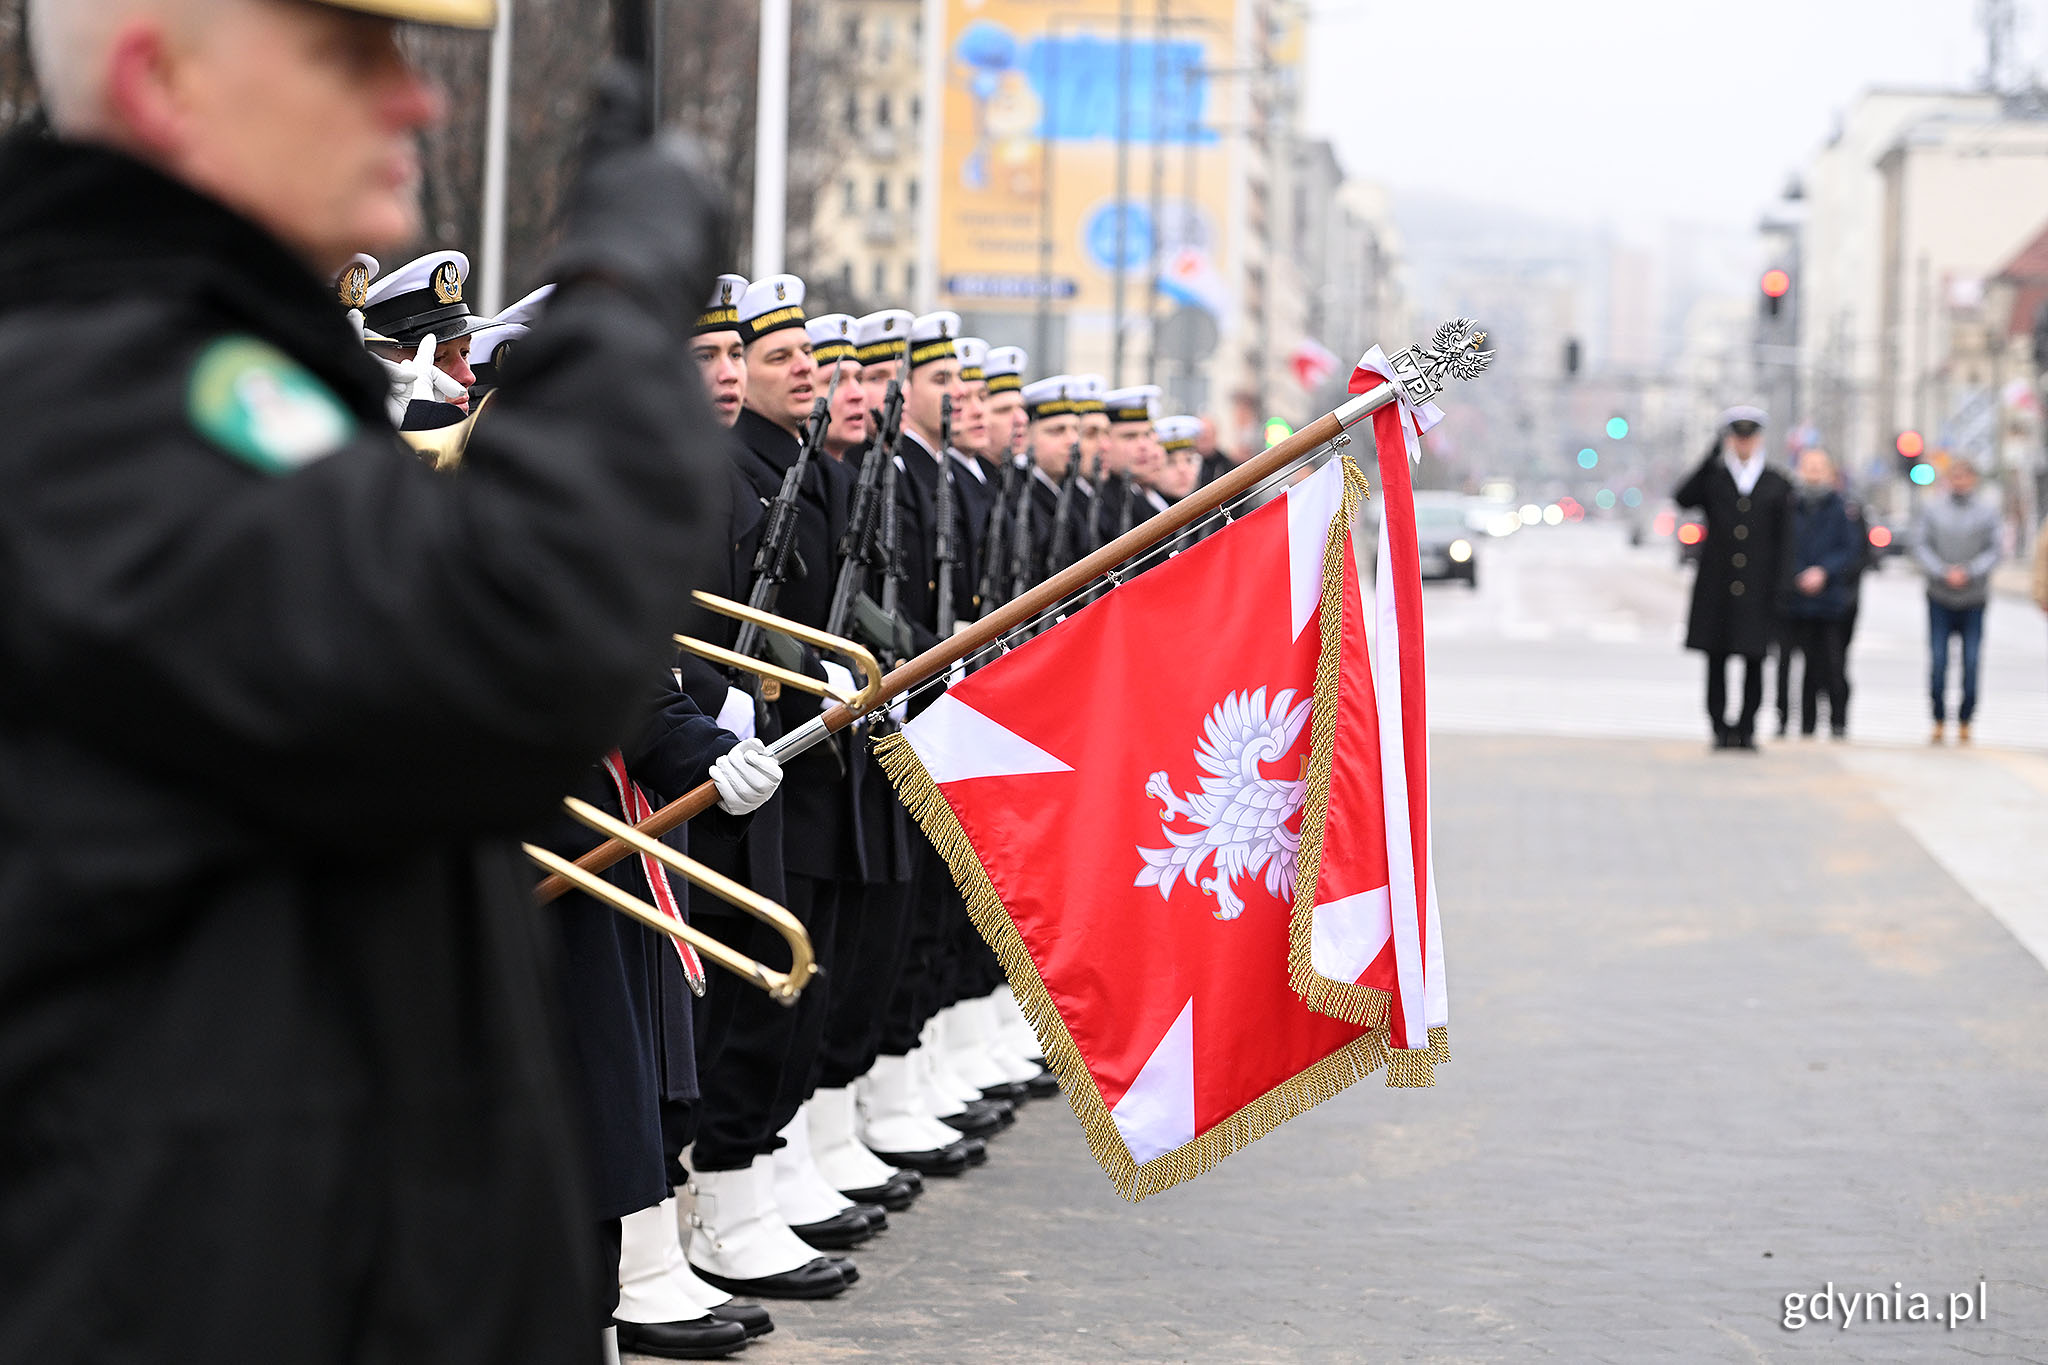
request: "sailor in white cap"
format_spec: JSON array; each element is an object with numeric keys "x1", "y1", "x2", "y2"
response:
[
  {"x1": 852, "y1": 308, "x2": 916, "y2": 435},
  {"x1": 468, "y1": 283, "x2": 555, "y2": 401},
  {"x1": 363, "y1": 249, "x2": 484, "y2": 413},
  {"x1": 981, "y1": 345, "x2": 1029, "y2": 469},
  {"x1": 805, "y1": 313, "x2": 869, "y2": 460},
  {"x1": 1098, "y1": 384, "x2": 1161, "y2": 539},
  {"x1": 1154, "y1": 415, "x2": 1206, "y2": 504},
  {"x1": 689, "y1": 273, "x2": 749, "y2": 427}
]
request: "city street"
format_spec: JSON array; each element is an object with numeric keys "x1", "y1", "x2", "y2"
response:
[{"x1": 672, "y1": 524, "x2": 2048, "y2": 1364}]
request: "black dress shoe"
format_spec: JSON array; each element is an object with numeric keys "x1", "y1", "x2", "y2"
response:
[
  {"x1": 960, "y1": 1135, "x2": 988, "y2": 1166},
  {"x1": 851, "y1": 1201, "x2": 888, "y2": 1233},
  {"x1": 790, "y1": 1207, "x2": 875, "y2": 1250},
  {"x1": 705, "y1": 1302, "x2": 773, "y2": 1339},
  {"x1": 826, "y1": 1256, "x2": 860, "y2": 1285},
  {"x1": 691, "y1": 1256, "x2": 849, "y2": 1300},
  {"x1": 841, "y1": 1171, "x2": 919, "y2": 1210},
  {"x1": 869, "y1": 1142, "x2": 972, "y2": 1177},
  {"x1": 941, "y1": 1101, "x2": 1006, "y2": 1138},
  {"x1": 614, "y1": 1315, "x2": 751, "y2": 1359},
  {"x1": 1023, "y1": 1069, "x2": 1060, "y2": 1098},
  {"x1": 980, "y1": 1079, "x2": 1031, "y2": 1102}
]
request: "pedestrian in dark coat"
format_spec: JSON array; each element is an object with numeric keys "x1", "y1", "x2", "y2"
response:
[
  {"x1": 1674, "y1": 407, "x2": 1795, "y2": 748},
  {"x1": 0, "y1": 19, "x2": 727, "y2": 1362},
  {"x1": 1775, "y1": 449, "x2": 1862, "y2": 738}
]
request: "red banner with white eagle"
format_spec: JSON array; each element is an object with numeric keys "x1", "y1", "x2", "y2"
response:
[{"x1": 876, "y1": 434, "x2": 1448, "y2": 1200}]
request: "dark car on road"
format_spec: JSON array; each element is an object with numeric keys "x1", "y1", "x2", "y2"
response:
[{"x1": 1414, "y1": 494, "x2": 1479, "y2": 588}]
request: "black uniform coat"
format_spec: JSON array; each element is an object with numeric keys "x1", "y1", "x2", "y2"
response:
[
  {"x1": 948, "y1": 449, "x2": 998, "y2": 620},
  {"x1": 675, "y1": 459, "x2": 787, "y2": 907},
  {"x1": 1674, "y1": 443, "x2": 1795, "y2": 658},
  {"x1": 536, "y1": 683, "x2": 738, "y2": 1220},
  {"x1": 730, "y1": 404, "x2": 862, "y2": 881},
  {"x1": 0, "y1": 137, "x2": 725, "y2": 1362}
]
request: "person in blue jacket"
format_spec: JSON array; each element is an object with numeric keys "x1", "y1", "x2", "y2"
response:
[{"x1": 1777, "y1": 448, "x2": 1863, "y2": 739}]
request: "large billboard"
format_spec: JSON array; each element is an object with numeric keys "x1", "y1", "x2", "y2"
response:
[{"x1": 933, "y1": 0, "x2": 1241, "y2": 369}]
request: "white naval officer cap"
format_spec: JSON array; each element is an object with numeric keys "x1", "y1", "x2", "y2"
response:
[
  {"x1": 853, "y1": 309, "x2": 915, "y2": 366},
  {"x1": 1721, "y1": 405, "x2": 1768, "y2": 429},
  {"x1": 1103, "y1": 384, "x2": 1161, "y2": 425},
  {"x1": 363, "y1": 250, "x2": 483, "y2": 347},
  {"x1": 983, "y1": 346, "x2": 1028, "y2": 393},
  {"x1": 737, "y1": 274, "x2": 808, "y2": 345},
  {"x1": 469, "y1": 283, "x2": 555, "y2": 370},
  {"x1": 1068, "y1": 373, "x2": 1106, "y2": 415}
]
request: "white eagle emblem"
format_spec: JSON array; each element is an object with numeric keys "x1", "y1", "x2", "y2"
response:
[{"x1": 1136, "y1": 687, "x2": 1313, "y2": 921}]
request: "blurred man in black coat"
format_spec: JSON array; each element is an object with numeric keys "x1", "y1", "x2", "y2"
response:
[
  {"x1": 1674, "y1": 407, "x2": 1795, "y2": 750},
  {"x1": 0, "y1": 1, "x2": 726, "y2": 1360}
]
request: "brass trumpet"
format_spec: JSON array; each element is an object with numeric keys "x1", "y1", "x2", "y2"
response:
[
  {"x1": 399, "y1": 391, "x2": 491, "y2": 471},
  {"x1": 674, "y1": 591, "x2": 883, "y2": 710},
  {"x1": 526, "y1": 798, "x2": 815, "y2": 1004}
]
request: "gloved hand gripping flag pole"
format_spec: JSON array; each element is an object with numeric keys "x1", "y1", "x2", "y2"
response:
[{"x1": 531, "y1": 321, "x2": 1491, "y2": 907}]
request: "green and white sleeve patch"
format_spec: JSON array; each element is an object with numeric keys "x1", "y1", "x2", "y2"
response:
[{"x1": 187, "y1": 336, "x2": 356, "y2": 475}]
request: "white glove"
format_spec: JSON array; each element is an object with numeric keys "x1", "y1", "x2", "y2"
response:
[
  {"x1": 353, "y1": 318, "x2": 466, "y2": 424},
  {"x1": 715, "y1": 686, "x2": 756, "y2": 741},
  {"x1": 710, "y1": 737, "x2": 782, "y2": 815},
  {"x1": 819, "y1": 660, "x2": 856, "y2": 713}
]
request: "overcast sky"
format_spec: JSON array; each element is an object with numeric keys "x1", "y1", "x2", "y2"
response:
[{"x1": 1302, "y1": 0, "x2": 2018, "y2": 241}]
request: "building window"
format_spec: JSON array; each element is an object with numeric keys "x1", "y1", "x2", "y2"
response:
[
  {"x1": 843, "y1": 179, "x2": 856, "y2": 213},
  {"x1": 875, "y1": 178, "x2": 889, "y2": 210},
  {"x1": 905, "y1": 262, "x2": 916, "y2": 296},
  {"x1": 839, "y1": 261, "x2": 853, "y2": 294},
  {"x1": 845, "y1": 93, "x2": 859, "y2": 128},
  {"x1": 910, "y1": 95, "x2": 921, "y2": 125},
  {"x1": 872, "y1": 261, "x2": 887, "y2": 298},
  {"x1": 878, "y1": 18, "x2": 893, "y2": 61},
  {"x1": 844, "y1": 15, "x2": 860, "y2": 47},
  {"x1": 907, "y1": 178, "x2": 919, "y2": 209},
  {"x1": 876, "y1": 94, "x2": 891, "y2": 127}
]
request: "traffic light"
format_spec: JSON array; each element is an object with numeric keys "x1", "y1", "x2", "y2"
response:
[
  {"x1": 1895, "y1": 430, "x2": 1933, "y2": 484},
  {"x1": 1761, "y1": 268, "x2": 1790, "y2": 318},
  {"x1": 1262, "y1": 417, "x2": 1294, "y2": 447}
]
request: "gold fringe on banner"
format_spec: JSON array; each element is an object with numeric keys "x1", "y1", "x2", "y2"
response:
[
  {"x1": 873, "y1": 452, "x2": 1428, "y2": 1202},
  {"x1": 1282, "y1": 460, "x2": 1452, "y2": 1081}
]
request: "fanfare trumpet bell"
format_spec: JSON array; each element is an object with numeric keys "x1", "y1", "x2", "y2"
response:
[
  {"x1": 526, "y1": 797, "x2": 817, "y2": 1004},
  {"x1": 673, "y1": 591, "x2": 883, "y2": 709}
]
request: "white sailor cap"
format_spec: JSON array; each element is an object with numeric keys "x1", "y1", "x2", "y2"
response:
[
  {"x1": 1720, "y1": 404, "x2": 1768, "y2": 429},
  {"x1": 316, "y1": 1, "x2": 496, "y2": 28},
  {"x1": 854, "y1": 309, "x2": 915, "y2": 365},
  {"x1": 1023, "y1": 375, "x2": 1076, "y2": 421},
  {"x1": 470, "y1": 283, "x2": 555, "y2": 369},
  {"x1": 1068, "y1": 373, "x2": 1106, "y2": 415},
  {"x1": 1103, "y1": 384, "x2": 1160, "y2": 425},
  {"x1": 695, "y1": 274, "x2": 748, "y2": 337},
  {"x1": 364, "y1": 250, "x2": 482, "y2": 347},
  {"x1": 954, "y1": 337, "x2": 989, "y2": 383},
  {"x1": 737, "y1": 274, "x2": 807, "y2": 345},
  {"x1": 983, "y1": 346, "x2": 1027, "y2": 393},
  {"x1": 909, "y1": 311, "x2": 961, "y2": 370},
  {"x1": 806, "y1": 313, "x2": 858, "y2": 366},
  {"x1": 1156, "y1": 415, "x2": 1202, "y2": 451}
]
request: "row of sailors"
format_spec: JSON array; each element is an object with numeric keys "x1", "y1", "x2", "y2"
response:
[{"x1": 332, "y1": 247, "x2": 1209, "y2": 1362}]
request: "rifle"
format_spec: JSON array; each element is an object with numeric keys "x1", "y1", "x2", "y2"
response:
[
  {"x1": 1045, "y1": 436, "x2": 1083, "y2": 580},
  {"x1": 933, "y1": 395, "x2": 961, "y2": 637},
  {"x1": 733, "y1": 362, "x2": 842, "y2": 664},
  {"x1": 877, "y1": 446, "x2": 905, "y2": 659},
  {"x1": 826, "y1": 328, "x2": 915, "y2": 645},
  {"x1": 977, "y1": 452, "x2": 1022, "y2": 617}
]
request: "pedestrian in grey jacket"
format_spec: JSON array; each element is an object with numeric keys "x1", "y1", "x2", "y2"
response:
[{"x1": 1910, "y1": 459, "x2": 2002, "y2": 743}]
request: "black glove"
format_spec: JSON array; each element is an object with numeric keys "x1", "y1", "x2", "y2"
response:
[{"x1": 548, "y1": 63, "x2": 729, "y2": 341}]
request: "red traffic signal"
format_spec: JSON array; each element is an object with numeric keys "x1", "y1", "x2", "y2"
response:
[
  {"x1": 1761, "y1": 269, "x2": 1791, "y2": 299},
  {"x1": 1895, "y1": 430, "x2": 1925, "y2": 459}
]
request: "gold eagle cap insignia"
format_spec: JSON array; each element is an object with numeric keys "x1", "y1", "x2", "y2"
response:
[
  {"x1": 720, "y1": 281, "x2": 734, "y2": 304},
  {"x1": 432, "y1": 262, "x2": 462, "y2": 305},
  {"x1": 774, "y1": 281, "x2": 787, "y2": 301},
  {"x1": 338, "y1": 264, "x2": 369, "y2": 310}
]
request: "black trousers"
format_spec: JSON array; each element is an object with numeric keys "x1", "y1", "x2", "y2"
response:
[
  {"x1": 596, "y1": 1218, "x2": 622, "y2": 1327},
  {"x1": 689, "y1": 875, "x2": 836, "y2": 1171},
  {"x1": 1787, "y1": 617, "x2": 1850, "y2": 733},
  {"x1": 877, "y1": 843, "x2": 953, "y2": 1056},
  {"x1": 816, "y1": 876, "x2": 915, "y2": 1089},
  {"x1": 1705, "y1": 651, "x2": 1764, "y2": 737}
]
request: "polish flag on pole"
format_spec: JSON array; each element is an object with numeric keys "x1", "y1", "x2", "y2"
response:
[
  {"x1": 1285, "y1": 346, "x2": 1448, "y2": 1052},
  {"x1": 876, "y1": 446, "x2": 1446, "y2": 1201},
  {"x1": 1289, "y1": 336, "x2": 1341, "y2": 392}
]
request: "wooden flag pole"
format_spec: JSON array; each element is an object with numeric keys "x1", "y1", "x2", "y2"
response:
[{"x1": 535, "y1": 323, "x2": 1491, "y2": 903}]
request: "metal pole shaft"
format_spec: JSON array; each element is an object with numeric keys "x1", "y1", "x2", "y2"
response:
[
  {"x1": 752, "y1": 0, "x2": 791, "y2": 276},
  {"x1": 1112, "y1": 0, "x2": 1133, "y2": 385},
  {"x1": 1145, "y1": 0, "x2": 1167, "y2": 388},
  {"x1": 1036, "y1": 30, "x2": 1059, "y2": 369},
  {"x1": 477, "y1": 0, "x2": 514, "y2": 315}
]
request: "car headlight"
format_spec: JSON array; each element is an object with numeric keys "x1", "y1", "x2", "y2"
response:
[{"x1": 1448, "y1": 539, "x2": 1472, "y2": 563}]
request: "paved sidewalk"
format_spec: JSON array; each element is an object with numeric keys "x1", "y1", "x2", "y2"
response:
[{"x1": 658, "y1": 736, "x2": 2048, "y2": 1364}]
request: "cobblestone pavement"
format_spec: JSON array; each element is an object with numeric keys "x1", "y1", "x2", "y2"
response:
[{"x1": 655, "y1": 734, "x2": 2048, "y2": 1364}]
